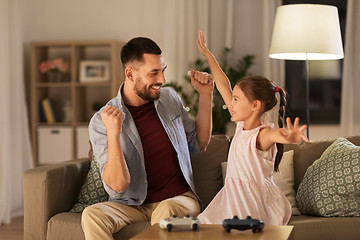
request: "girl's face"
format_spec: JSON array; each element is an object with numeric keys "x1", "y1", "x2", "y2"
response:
[{"x1": 229, "y1": 85, "x2": 255, "y2": 122}]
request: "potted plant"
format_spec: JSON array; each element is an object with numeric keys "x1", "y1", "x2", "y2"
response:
[{"x1": 91, "y1": 101, "x2": 105, "y2": 118}]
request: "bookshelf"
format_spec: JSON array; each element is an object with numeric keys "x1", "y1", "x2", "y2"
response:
[{"x1": 30, "y1": 40, "x2": 124, "y2": 166}]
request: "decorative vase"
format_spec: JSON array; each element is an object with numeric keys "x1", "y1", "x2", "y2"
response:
[
  {"x1": 48, "y1": 71, "x2": 63, "y2": 82},
  {"x1": 63, "y1": 100, "x2": 72, "y2": 122}
]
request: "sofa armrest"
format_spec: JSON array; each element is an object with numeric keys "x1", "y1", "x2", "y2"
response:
[{"x1": 23, "y1": 158, "x2": 90, "y2": 240}]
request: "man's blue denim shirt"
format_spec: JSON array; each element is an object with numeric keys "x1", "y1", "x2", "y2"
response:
[{"x1": 89, "y1": 84, "x2": 202, "y2": 205}]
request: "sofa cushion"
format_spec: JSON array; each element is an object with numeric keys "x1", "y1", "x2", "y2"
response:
[
  {"x1": 47, "y1": 212, "x2": 150, "y2": 240},
  {"x1": 47, "y1": 213, "x2": 85, "y2": 240},
  {"x1": 289, "y1": 215, "x2": 360, "y2": 240},
  {"x1": 190, "y1": 134, "x2": 230, "y2": 209},
  {"x1": 296, "y1": 138, "x2": 360, "y2": 216},
  {"x1": 70, "y1": 155, "x2": 108, "y2": 213}
]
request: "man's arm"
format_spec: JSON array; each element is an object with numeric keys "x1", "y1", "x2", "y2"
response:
[
  {"x1": 191, "y1": 70, "x2": 213, "y2": 151},
  {"x1": 101, "y1": 105, "x2": 131, "y2": 192}
]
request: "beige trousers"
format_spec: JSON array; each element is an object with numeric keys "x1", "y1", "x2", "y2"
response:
[{"x1": 81, "y1": 191, "x2": 200, "y2": 240}]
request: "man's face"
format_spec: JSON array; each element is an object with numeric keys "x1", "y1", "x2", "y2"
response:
[{"x1": 133, "y1": 54, "x2": 167, "y2": 102}]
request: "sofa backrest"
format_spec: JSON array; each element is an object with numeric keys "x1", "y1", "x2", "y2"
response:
[
  {"x1": 88, "y1": 135, "x2": 231, "y2": 210},
  {"x1": 284, "y1": 136, "x2": 360, "y2": 192},
  {"x1": 190, "y1": 134, "x2": 230, "y2": 209}
]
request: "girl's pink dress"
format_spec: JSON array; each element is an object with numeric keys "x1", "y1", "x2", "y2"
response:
[{"x1": 198, "y1": 122, "x2": 291, "y2": 225}]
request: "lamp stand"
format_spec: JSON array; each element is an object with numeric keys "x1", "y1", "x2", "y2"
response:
[{"x1": 305, "y1": 54, "x2": 310, "y2": 139}]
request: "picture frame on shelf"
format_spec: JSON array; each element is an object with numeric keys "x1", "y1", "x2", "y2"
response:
[{"x1": 79, "y1": 60, "x2": 110, "y2": 82}]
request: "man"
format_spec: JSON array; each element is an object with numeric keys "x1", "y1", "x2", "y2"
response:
[{"x1": 82, "y1": 37, "x2": 213, "y2": 240}]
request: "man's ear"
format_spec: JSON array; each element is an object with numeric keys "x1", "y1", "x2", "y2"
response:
[
  {"x1": 125, "y1": 67, "x2": 134, "y2": 81},
  {"x1": 252, "y1": 100, "x2": 262, "y2": 112}
]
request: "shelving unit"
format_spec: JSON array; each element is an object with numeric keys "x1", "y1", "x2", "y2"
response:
[{"x1": 30, "y1": 40, "x2": 124, "y2": 166}]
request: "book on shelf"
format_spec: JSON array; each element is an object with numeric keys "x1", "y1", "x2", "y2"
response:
[
  {"x1": 41, "y1": 98, "x2": 56, "y2": 123},
  {"x1": 38, "y1": 100, "x2": 47, "y2": 122}
]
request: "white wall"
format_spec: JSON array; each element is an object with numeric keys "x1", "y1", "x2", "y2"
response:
[
  {"x1": 22, "y1": 0, "x2": 166, "y2": 43},
  {"x1": 309, "y1": 125, "x2": 342, "y2": 141},
  {"x1": 232, "y1": 0, "x2": 266, "y2": 75},
  {"x1": 21, "y1": 0, "x2": 341, "y2": 140},
  {"x1": 21, "y1": 0, "x2": 266, "y2": 79}
]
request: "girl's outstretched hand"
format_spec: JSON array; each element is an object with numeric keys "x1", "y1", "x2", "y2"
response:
[
  {"x1": 278, "y1": 117, "x2": 309, "y2": 143},
  {"x1": 196, "y1": 30, "x2": 211, "y2": 57}
]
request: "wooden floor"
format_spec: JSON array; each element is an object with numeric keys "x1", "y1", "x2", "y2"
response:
[{"x1": 0, "y1": 216, "x2": 24, "y2": 240}]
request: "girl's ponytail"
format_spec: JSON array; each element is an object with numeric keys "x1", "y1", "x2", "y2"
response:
[{"x1": 274, "y1": 87, "x2": 287, "y2": 172}]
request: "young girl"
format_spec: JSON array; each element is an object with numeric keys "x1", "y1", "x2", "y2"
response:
[{"x1": 196, "y1": 31, "x2": 308, "y2": 225}]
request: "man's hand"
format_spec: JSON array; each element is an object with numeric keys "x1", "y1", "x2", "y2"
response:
[
  {"x1": 101, "y1": 105, "x2": 123, "y2": 138},
  {"x1": 190, "y1": 70, "x2": 214, "y2": 95}
]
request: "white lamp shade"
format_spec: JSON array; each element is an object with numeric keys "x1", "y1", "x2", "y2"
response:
[{"x1": 269, "y1": 4, "x2": 344, "y2": 60}]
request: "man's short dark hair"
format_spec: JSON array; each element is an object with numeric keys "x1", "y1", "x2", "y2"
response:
[{"x1": 120, "y1": 37, "x2": 162, "y2": 68}]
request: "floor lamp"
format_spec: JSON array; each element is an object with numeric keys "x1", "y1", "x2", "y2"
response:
[{"x1": 269, "y1": 4, "x2": 344, "y2": 139}]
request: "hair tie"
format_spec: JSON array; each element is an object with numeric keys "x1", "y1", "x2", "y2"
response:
[{"x1": 275, "y1": 87, "x2": 279, "y2": 93}]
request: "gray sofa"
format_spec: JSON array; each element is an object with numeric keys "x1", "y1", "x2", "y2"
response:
[{"x1": 23, "y1": 135, "x2": 360, "y2": 240}]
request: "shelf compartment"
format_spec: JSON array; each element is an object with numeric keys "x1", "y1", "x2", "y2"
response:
[
  {"x1": 37, "y1": 122, "x2": 72, "y2": 127},
  {"x1": 36, "y1": 87, "x2": 71, "y2": 123},
  {"x1": 73, "y1": 82, "x2": 112, "y2": 87},
  {"x1": 74, "y1": 85, "x2": 111, "y2": 123},
  {"x1": 33, "y1": 45, "x2": 72, "y2": 83},
  {"x1": 36, "y1": 82, "x2": 72, "y2": 87},
  {"x1": 30, "y1": 40, "x2": 123, "y2": 166},
  {"x1": 74, "y1": 45, "x2": 112, "y2": 83}
]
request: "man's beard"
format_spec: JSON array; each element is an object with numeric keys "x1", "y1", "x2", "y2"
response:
[{"x1": 134, "y1": 80, "x2": 161, "y2": 101}]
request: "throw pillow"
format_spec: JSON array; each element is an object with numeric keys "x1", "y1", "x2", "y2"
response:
[
  {"x1": 273, "y1": 150, "x2": 301, "y2": 215},
  {"x1": 221, "y1": 150, "x2": 301, "y2": 215},
  {"x1": 70, "y1": 155, "x2": 109, "y2": 213},
  {"x1": 296, "y1": 137, "x2": 360, "y2": 217}
]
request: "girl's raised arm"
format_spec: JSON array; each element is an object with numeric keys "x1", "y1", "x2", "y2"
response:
[{"x1": 196, "y1": 30, "x2": 233, "y2": 110}]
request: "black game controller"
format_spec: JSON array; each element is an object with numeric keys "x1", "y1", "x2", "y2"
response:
[{"x1": 222, "y1": 216, "x2": 264, "y2": 233}]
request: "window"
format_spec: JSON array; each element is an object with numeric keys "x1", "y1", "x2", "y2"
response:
[{"x1": 282, "y1": 0, "x2": 347, "y2": 124}]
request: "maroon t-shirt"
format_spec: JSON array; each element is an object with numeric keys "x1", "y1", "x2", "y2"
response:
[{"x1": 126, "y1": 101, "x2": 190, "y2": 203}]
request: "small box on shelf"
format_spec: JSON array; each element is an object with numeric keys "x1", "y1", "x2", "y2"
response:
[{"x1": 38, "y1": 126, "x2": 72, "y2": 165}]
